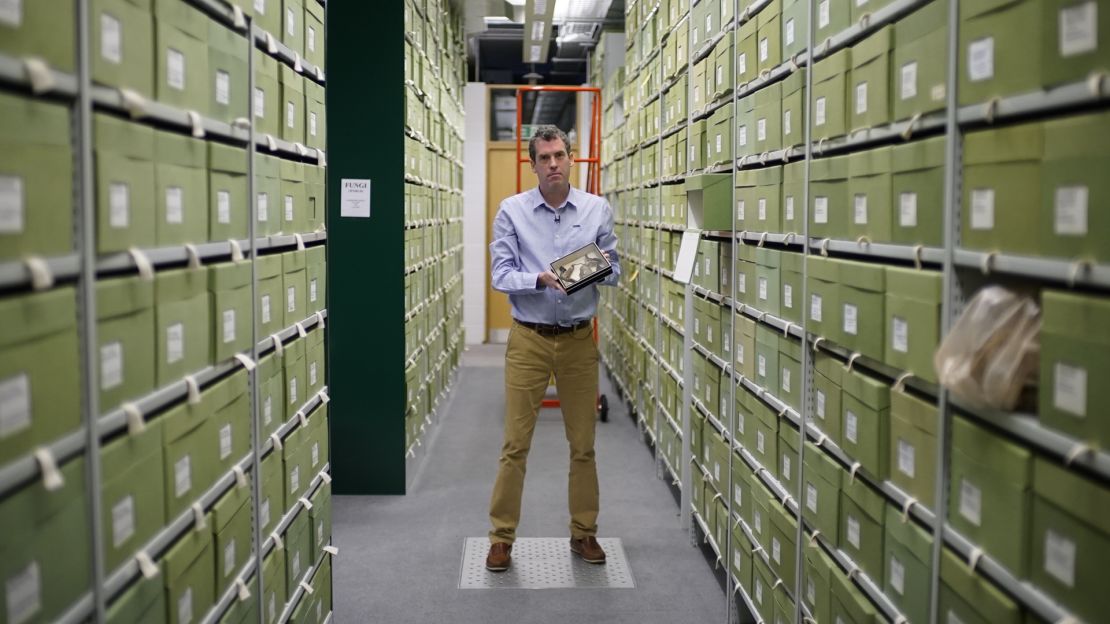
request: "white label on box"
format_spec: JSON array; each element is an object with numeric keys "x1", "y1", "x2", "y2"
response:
[
  {"x1": 855, "y1": 82, "x2": 868, "y2": 115},
  {"x1": 286, "y1": 7, "x2": 296, "y2": 35},
  {"x1": 219, "y1": 423, "x2": 232, "y2": 460},
  {"x1": 816, "y1": 389, "x2": 826, "y2": 419},
  {"x1": 784, "y1": 284, "x2": 793, "y2": 309},
  {"x1": 898, "y1": 438, "x2": 915, "y2": 478},
  {"x1": 1044, "y1": 529, "x2": 1077, "y2": 588},
  {"x1": 947, "y1": 610, "x2": 967, "y2": 624},
  {"x1": 959, "y1": 478, "x2": 982, "y2": 526},
  {"x1": 310, "y1": 278, "x2": 318, "y2": 303},
  {"x1": 756, "y1": 430, "x2": 766, "y2": 454},
  {"x1": 899, "y1": 192, "x2": 918, "y2": 227},
  {"x1": 759, "y1": 38, "x2": 769, "y2": 62},
  {"x1": 814, "y1": 196, "x2": 828, "y2": 223},
  {"x1": 257, "y1": 192, "x2": 269, "y2": 222},
  {"x1": 783, "y1": 110, "x2": 793, "y2": 139},
  {"x1": 783, "y1": 367, "x2": 792, "y2": 393},
  {"x1": 737, "y1": 199, "x2": 746, "y2": 221},
  {"x1": 167, "y1": 322, "x2": 184, "y2": 364},
  {"x1": 310, "y1": 361, "x2": 318, "y2": 386},
  {"x1": 901, "y1": 62, "x2": 918, "y2": 100},
  {"x1": 694, "y1": 318, "x2": 701, "y2": 335},
  {"x1": 755, "y1": 578, "x2": 763, "y2": 604},
  {"x1": 890, "y1": 555, "x2": 905, "y2": 595},
  {"x1": 737, "y1": 412, "x2": 745, "y2": 434},
  {"x1": 932, "y1": 83, "x2": 947, "y2": 101},
  {"x1": 782, "y1": 454, "x2": 791, "y2": 480},
  {"x1": 6, "y1": 561, "x2": 40, "y2": 624},
  {"x1": 1054, "y1": 185, "x2": 1088, "y2": 235},
  {"x1": 758, "y1": 197, "x2": 767, "y2": 221},
  {"x1": 807, "y1": 577, "x2": 816, "y2": 607},
  {"x1": 175, "y1": 454, "x2": 192, "y2": 497},
  {"x1": 1053, "y1": 361, "x2": 1087, "y2": 417},
  {"x1": 706, "y1": 14, "x2": 713, "y2": 32},
  {"x1": 179, "y1": 586, "x2": 193, "y2": 624},
  {"x1": 734, "y1": 484, "x2": 743, "y2": 507},
  {"x1": 263, "y1": 395, "x2": 273, "y2": 426},
  {"x1": 254, "y1": 0, "x2": 265, "y2": 13},
  {"x1": 260, "y1": 497, "x2": 271, "y2": 529},
  {"x1": 100, "y1": 13, "x2": 122, "y2": 64},
  {"x1": 786, "y1": 18, "x2": 795, "y2": 45},
  {"x1": 854, "y1": 194, "x2": 868, "y2": 224},
  {"x1": 110, "y1": 182, "x2": 130, "y2": 228},
  {"x1": 287, "y1": 285, "x2": 297, "y2": 313},
  {"x1": 847, "y1": 514, "x2": 861, "y2": 548},
  {"x1": 1059, "y1": 2, "x2": 1098, "y2": 57},
  {"x1": 739, "y1": 125, "x2": 748, "y2": 147},
  {"x1": 737, "y1": 342, "x2": 745, "y2": 365},
  {"x1": 714, "y1": 462, "x2": 721, "y2": 482},
  {"x1": 291, "y1": 464, "x2": 301, "y2": 494},
  {"x1": 112, "y1": 495, "x2": 135, "y2": 547},
  {"x1": 217, "y1": 190, "x2": 231, "y2": 224},
  {"x1": 968, "y1": 37, "x2": 994, "y2": 82},
  {"x1": 312, "y1": 441, "x2": 320, "y2": 467},
  {"x1": 0, "y1": 373, "x2": 31, "y2": 438},
  {"x1": 811, "y1": 293, "x2": 823, "y2": 322},
  {"x1": 287, "y1": 100, "x2": 296, "y2": 129},
  {"x1": 843, "y1": 303, "x2": 858, "y2": 335},
  {"x1": 737, "y1": 273, "x2": 747, "y2": 295},
  {"x1": 215, "y1": 70, "x2": 231, "y2": 106},
  {"x1": 893, "y1": 316, "x2": 909, "y2": 353},
  {"x1": 708, "y1": 325, "x2": 714, "y2": 343},
  {"x1": 971, "y1": 189, "x2": 995, "y2": 230},
  {"x1": 845, "y1": 410, "x2": 858, "y2": 444},
  {"x1": 0, "y1": 175, "x2": 22, "y2": 233},
  {"x1": 819, "y1": 0, "x2": 830, "y2": 27},
  {"x1": 224, "y1": 539, "x2": 236, "y2": 576},
  {"x1": 310, "y1": 112, "x2": 318, "y2": 137},
  {"x1": 757, "y1": 118, "x2": 767, "y2": 142},
  {"x1": 308, "y1": 26, "x2": 316, "y2": 53},
  {"x1": 772, "y1": 536, "x2": 781, "y2": 564},
  {"x1": 754, "y1": 510, "x2": 763, "y2": 535},
  {"x1": 254, "y1": 87, "x2": 265, "y2": 118},
  {"x1": 101, "y1": 342, "x2": 123, "y2": 390},
  {"x1": 717, "y1": 65, "x2": 724, "y2": 87},
  {"x1": 715, "y1": 133, "x2": 722, "y2": 153},
  {"x1": 0, "y1": 0, "x2": 20, "y2": 26},
  {"x1": 785, "y1": 195, "x2": 796, "y2": 221},
  {"x1": 167, "y1": 48, "x2": 186, "y2": 91},
  {"x1": 285, "y1": 194, "x2": 294, "y2": 222},
  {"x1": 738, "y1": 52, "x2": 747, "y2": 76},
  {"x1": 705, "y1": 384, "x2": 711, "y2": 403},
  {"x1": 261, "y1": 294, "x2": 271, "y2": 324},
  {"x1": 694, "y1": 85, "x2": 701, "y2": 105},
  {"x1": 806, "y1": 483, "x2": 818, "y2": 513},
  {"x1": 166, "y1": 186, "x2": 183, "y2": 224}
]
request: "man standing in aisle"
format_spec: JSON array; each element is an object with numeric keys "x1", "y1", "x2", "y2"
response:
[{"x1": 485, "y1": 125, "x2": 620, "y2": 572}]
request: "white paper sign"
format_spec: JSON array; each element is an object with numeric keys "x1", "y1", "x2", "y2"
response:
[
  {"x1": 816, "y1": 389, "x2": 826, "y2": 419},
  {"x1": 968, "y1": 37, "x2": 994, "y2": 82},
  {"x1": 818, "y1": 0, "x2": 830, "y2": 28},
  {"x1": 341, "y1": 178, "x2": 372, "y2": 218},
  {"x1": 900, "y1": 192, "x2": 918, "y2": 227},
  {"x1": 971, "y1": 189, "x2": 995, "y2": 230},
  {"x1": 856, "y1": 82, "x2": 868, "y2": 115},
  {"x1": 175, "y1": 454, "x2": 192, "y2": 497},
  {"x1": 261, "y1": 294, "x2": 271, "y2": 324},
  {"x1": 959, "y1": 478, "x2": 982, "y2": 526},
  {"x1": 1059, "y1": 2, "x2": 1098, "y2": 57},
  {"x1": 783, "y1": 110, "x2": 793, "y2": 137},
  {"x1": 217, "y1": 190, "x2": 231, "y2": 224},
  {"x1": 1054, "y1": 185, "x2": 1088, "y2": 235},
  {"x1": 786, "y1": 19, "x2": 795, "y2": 45},
  {"x1": 1044, "y1": 529, "x2": 1077, "y2": 588},
  {"x1": 254, "y1": 87, "x2": 265, "y2": 119},
  {"x1": 219, "y1": 424, "x2": 232, "y2": 460},
  {"x1": 101, "y1": 13, "x2": 122, "y2": 64},
  {"x1": 1053, "y1": 361, "x2": 1087, "y2": 417},
  {"x1": 901, "y1": 62, "x2": 918, "y2": 100},
  {"x1": 178, "y1": 586, "x2": 193, "y2": 624},
  {"x1": 257, "y1": 192, "x2": 269, "y2": 223},
  {"x1": 101, "y1": 342, "x2": 123, "y2": 390},
  {"x1": 811, "y1": 293, "x2": 823, "y2": 322},
  {"x1": 815, "y1": 97, "x2": 827, "y2": 126},
  {"x1": 784, "y1": 284, "x2": 793, "y2": 309},
  {"x1": 225, "y1": 540, "x2": 236, "y2": 577}
]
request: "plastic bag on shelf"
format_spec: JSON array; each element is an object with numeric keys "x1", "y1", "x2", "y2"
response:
[{"x1": 934, "y1": 286, "x2": 1041, "y2": 411}]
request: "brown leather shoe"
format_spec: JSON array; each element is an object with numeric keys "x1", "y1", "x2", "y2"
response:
[
  {"x1": 486, "y1": 542, "x2": 512, "y2": 572},
  {"x1": 570, "y1": 537, "x2": 606, "y2": 564}
]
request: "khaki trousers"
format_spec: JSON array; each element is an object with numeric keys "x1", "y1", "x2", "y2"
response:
[{"x1": 488, "y1": 320, "x2": 600, "y2": 544}]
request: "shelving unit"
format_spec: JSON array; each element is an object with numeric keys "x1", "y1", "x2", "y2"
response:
[
  {"x1": 598, "y1": 0, "x2": 1110, "y2": 623},
  {"x1": 0, "y1": 1, "x2": 333, "y2": 622}
]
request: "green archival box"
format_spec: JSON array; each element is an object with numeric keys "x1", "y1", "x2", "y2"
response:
[
  {"x1": 257, "y1": 254, "x2": 285, "y2": 337},
  {"x1": 281, "y1": 158, "x2": 307, "y2": 235},
  {"x1": 283, "y1": 250, "x2": 308, "y2": 327},
  {"x1": 830, "y1": 563, "x2": 879, "y2": 624},
  {"x1": 806, "y1": 255, "x2": 840, "y2": 342},
  {"x1": 107, "y1": 573, "x2": 164, "y2": 624},
  {"x1": 1039, "y1": 290, "x2": 1110, "y2": 447},
  {"x1": 893, "y1": 0, "x2": 948, "y2": 121},
  {"x1": 811, "y1": 49, "x2": 850, "y2": 142},
  {"x1": 778, "y1": 334, "x2": 803, "y2": 410},
  {"x1": 756, "y1": 0, "x2": 783, "y2": 74},
  {"x1": 841, "y1": 368, "x2": 891, "y2": 480},
  {"x1": 0, "y1": 0, "x2": 75, "y2": 70},
  {"x1": 261, "y1": 547, "x2": 287, "y2": 624},
  {"x1": 737, "y1": 18, "x2": 760, "y2": 87},
  {"x1": 813, "y1": 350, "x2": 844, "y2": 445},
  {"x1": 803, "y1": 546, "x2": 835, "y2": 624},
  {"x1": 154, "y1": 131, "x2": 208, "y2": 246},
  {"x1": 848, "y1": 27, "x2": 893, "y2": 131},
  {"x1": 254, "y1": 51, "x2": 281, "y2": 138},
  {"x1": 781, "y1": 70, "x2": 807, "y2": 148},
  {"x1": 782, "y1": 161, "x2": 804, "y2": 233},
  {"x1": 752, "y1": 551, "x2": 777, "y2": 624},
  {"x1": 847, "y1": 146, "x2": 893, "y2": 244},
  {"x1": 154, "y1": 7, "x2": 211, "y2": 113},
  {"x1": 689, "y1": 173, "x2": 733, "y2": 231},
  {"x1": 883, "y1": 505, "x2": 933, "y2": 624},
  {"x1": 163, "y1": 513, "x2": 214, "y2": 624},
  {"x1": 839, "y1": 473, "x2": 887, "y2": 585},
  {"x1": 0, "y1": 92, "x2": 73, "y2": 260},
  {"x1": 755, "y1": 248, "x2": 782, "y2": 317},
  {"x1": 97, "y1": 276, "x2": 156, "y2": 412},
  {"x1": 1041, "y1": 0, "x2": 1110, "y2": 87},
  {"x1": 161, "y1": 399, "x2": 215, "y2": 520},
  {"x1": 255, "y1": 154, "x2": 282, "y2": 237},
  {"x1": 91, "y1": 0, "x2": 155, "y2": 96},
  {"x1": 94, "y1": 113, "x2": 157, "y2": 253},
  {"x1": 281, "y1": 64, "x2": 307, "y2": 145},
  {"x1": 939, "y1": 546, "x2": 1022, "y2": 624},
  {"x1": 1040, "y1": 110, "x2": 1110, "y2": 263},
  {"x1": 306, "y1": 81, "x2": 327, "y2": 151},
  {"x1": 281, "y1": 0, "x2": 306, "y2": 57},
  {"x1": 212, "y1": 476, "x2": 253, "y2": 595},
  {"x1": 891, "y1": 136, "x2": 946, "y2": 246},
  {"x1": 752, "y1": 82, "x2": 783, "y2": 154},
  {"x1": 155, "y1": 267, "x2": 213, "y2": 385},
  {"x1": 208, "y1": 370, "x2": 250, "y2": 477},
  {"x1": 962, "y1": 122, "x2": 1045, "y2": 255},
  {"x1": 959, "y1": 0, "x2": 1044, "y2": 106},
  {"x1": 208, "y1": 143, "x2": 250, "y2": 242},
  {"x1": 838, "y1": 259, "x2": 886, "y2": 359},
  {"x1": 888, "y1": 390, "x2": 939, "y2": 505},
  {"x1": 100, "y1": 407, "x2": 165, "y2": 572},
  {"x1": 207, "y1": 19, "x2": 249, "y2": 124},
  {"x1": 803, "y1": 440, "x2": 843, "y2": 541},
  {"x1": 809, "y1": 154, "x2": 850, "y2": 240},
  {"x1": 768, "y1": 486, "x2": 799, "y2": 585},
  {"x1": 883, "y1": 267, "x2": 942, "y2": 382}
]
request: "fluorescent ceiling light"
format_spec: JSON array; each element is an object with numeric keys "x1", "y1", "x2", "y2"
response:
[{"x1": 505, "y1": 0, "x2": 526, "y2": 5}]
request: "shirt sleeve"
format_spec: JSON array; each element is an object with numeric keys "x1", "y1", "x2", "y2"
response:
[
  {"x1": 489, "y1": 204, "x2": 541, "y2": 295},
  {"x1": 596, "y1": 199, "x2": 621, "y2": 287}
]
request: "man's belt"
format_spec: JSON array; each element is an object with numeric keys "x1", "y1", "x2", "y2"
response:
[{"x1": 514, "y1": 319, "x2": 591, "y2": 336}]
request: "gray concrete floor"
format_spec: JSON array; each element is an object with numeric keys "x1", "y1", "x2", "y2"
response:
[{"x1": 332, "y1": 344, "x2": 728, "y2": 623}]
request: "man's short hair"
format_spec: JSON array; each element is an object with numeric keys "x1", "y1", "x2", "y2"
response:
[{"x1": 528, "y1": 125, "x2": 573, "y2": 163}]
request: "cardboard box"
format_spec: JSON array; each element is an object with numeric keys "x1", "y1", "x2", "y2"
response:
[
  {"x1": 208, "y1": 20, "x2": 249, "y2": 124},
  {"x1": 306, "y1": 81, "x2": 326, "y2": 151},
  {"x1": 207, "y1": 143, "x2": 249, "y2": 242},
  {"x1": 963, "y1": 122, "x2": 1044, "y2": 254},
  {"x1": 752, "y1": 82, "x2": 784, "y2": 154},
  {"x1": 781, "y1": 0, "x2": 808, "y2": 60},
  {"x1": 779, "y1": 251, "x2": 803, "y2": 325},
  {"x1": 883, "y1": 505, "x2": 933, "y2": 623},
  {"x1": 839, "y1": 474, "x2": 886, "y2": 581},
  {"x1": 251, "y1": 0, "x2": 282, "y2": 35},
  {"x1": 773, "y1": 581, "x2": 796, "y2": 624},
  {"x1": 780, "y1": 161, "x2": 804, "y2": 234},
  {"x1": 689, "y1": 119, "x2": 707, "y2": 170},
  {"x1": 737, "y1": 18, "x2": 760, "y2": 87},
  {"x1": 803, "y1": 546, "x2": 835, "y2": 624},
  {"x1": 696, "y1": 239, "x2": 720, "y2": 292},
  {"x1": 813, "y1": 351, "x2": 844, "y2": 445},
  {"x1": 752, "y1": 553, "x2": 777, "y2": 623},
  {"x1": 107, "y1": 573, "x2": 165, "y2": 623},
  {"x1": 692, "y1": 58, "x2": 709, "y2": 113},
  {"x1": 281, "y1": 63, "x2": 306, "y2": 145},
  {"x1": 309, "y1": 480, "x2": 332, "y2": 551},
  {"x1": 154, "y1": 2, "x2": 210, "y2": 112},
  {"x1": 254, "y1": 154, "x2": 281, "y2": 236},
  {"x1": 713, "y1": 38, "x2": 735, "y2": 101},
  {"x1": 779, "y1": 71, "x2": 807, "y2": 151},
  {"x1": 755, "y1": 323, "x2": 781, "y2": 397},
  {"x1": 95, "y1": 113, "x2": 157, "y2": 252},
  {"x1": 803, "y1": 440, "x2": 843, "y2": 540},
  {"x1": 1042, "y1": 0, "x2": 1110, "y2": 86},
  {"x1": 830, "y1": 564, "x2": 879, "y2": 624},
  {"x1": 948, "y1": 416, "x2": 1033, "y2": 575},
  {"x1": 811, "y1": 50, "x2": 850, "y2": 141},
  {"x1": 733, "y1": 523, "x2": 755, "y2": 595},
  {"x1": 0, "y1": 88, "x2": 73, "y2": 261},
  {"x1": 959, "y1": 0, "x2": 1043, "y2": 105},
  {"x1": 0, "y1": 0, "x2": 75, "y2": 71},
  {"x1": 1040, "y1": 110, "x2": 1110, "y2": 262},
  {"x1": 0, "y1": 459, "x2": 89, "y2": 624},
  {"x1": 283, "y1": 250, "x2": 308, "y2": 327},
  {"x1": 893, "y1": 0, "x2": 948, "y2": 121},
  {"x1": 814, "y1": 0, "x2": 850, "y2": 43},
  {"x1": 690, "y1": 173, "x2": 733, "y2": 230},
  {"x1": 768, "y1": 483, "x2": 799, "y2": 586},
  {"x1": 155, "y1": 131, "x2": 208, "y2": 246},
  {"x1": 306, "y1": 327, "x2": 326, "y2": 396},
  {"x1": 257, "y1": 253, "x2": 285, "y2": 339},
  {"x1": 259, "y1": 451, "x2": 285, "y2": 537},
  {"x1": 779, "y1": 335, "x2": 803, "y2": 411},
  {"x1": 734, "y1": 312, "x2": 757, "y2": 380},
  {"x1": 254, "y1": 51, "x2": 281, "y2": 138},
  {"x1": 284, "y1": 336, "x2": 308, "y2": 417},
  {"x1": 938, "y1": 546, "x2": 1022, "y2": 624},
  {"x1": 738, "y1": 166, "x2": 783, "y2": 234},
  {"x1": 304, "y1": 0, "x2": 325, "y2": 70},
  {"x1": 891, "y1": 136, "x2": 945, "y2": 246},
  {"x1": 91, "y1": 0, "x2": 155, "y2": 96},
  {"x1": 708, "y1": 103, "x2": 735, "y2": 166},
  {"x1": 162, "y1": 511, "x2": 214, "y2": 624},
  {"x1": 755, "y1": 247, "x2": 782, "y2": 316},
  {"x1": 847, "y1": 146, "x2": 893, "y2": 243},
  {"x1": 849, "y1": 27, "x2": 893, "y2": 130},
  {"x1": 884, "y1": 267, "x2": 941, "y2": 381},
  {"x1": 839, "y1": 259, "x2": 885, "y2": 359},
  {"x1": 1039, "y1": 290, "x2": 1110, "y2": 446},
  {"x1": 841, "y1": 368, "x2": 890, "y2": 479},
  {"x1": 809, "y1": 154, "x2": 850, "y2": 240},
  {"x1": 757, "y1": 0, "x2": 783, "y2": 73},
  {"x1": 281, "y1": 0, "x2": 305, "y2": 56},
  {"x1": 261, "y1": 548, "x2": 287, "y2": 624},
  {"x1": 751, "y1": 396, "x2": 781, "y2": 472},
  {"x1": 99, "y1": 391, "x2": 165, "y2": 574},
  {"x1": 1029, "y1": 458, "x2": 1109, "y2": 624},
  {"x1": 209, "y1": 370, "x2": 250, "y2": 476},
  {"x1": 212, "y1": 478, "x2": 252, "y2": 594},
  {"x1": 888, "y1": 390, "x2": 938, "y2": 505},
  {"x1": 96, "y1": 276, "x2": 155, "y2": 412},
  {"x1": 162, "y1": 399, "x2": 215, "y2": 519},
  {"x1": 805, "y1": 256, "x2": 839, "y2": 341},
  {"x1": 155, "y1": 267, "x2": 212, "y2": 385}
]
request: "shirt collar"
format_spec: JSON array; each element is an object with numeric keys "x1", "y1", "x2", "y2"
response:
[{"x1": 533, "y1": 186, "x2": 578, "y2": 212}]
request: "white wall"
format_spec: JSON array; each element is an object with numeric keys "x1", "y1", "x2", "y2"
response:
[{"x1": 463, "y1": 83, "x2": 488, "y2": 345}]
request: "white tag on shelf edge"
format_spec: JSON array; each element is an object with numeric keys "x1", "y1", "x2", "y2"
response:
[
  {"x1": 191, "y1": 502, "x2": 207, "y2": 531},
  {"x1": 299, "y1": 496, "x2": 313, "y2": 510},
  {"x1": 270, "y1": 432, "x2": 283, "y2": 450},
  {"x1": 184, "y1": 374, "x2": 201, "y2": 405},
  {"x1": 33, "y1": 447, "x2": 64, "y2": 491},
  {"x1": 23, "y1": 256, "x2": 54, "y2": 291},
  {"x1": 135, "y1": 551, "x2": 159, "y2": 579},
  {"x1": 122, "y1": 402, "x2": 145, "y2": 435},
  {"x1": 232, "y1": 465, "x2": 248, "y2": 488},
  {"x1": 233, "y1": 353, "x2": 257, "y2": 371}
]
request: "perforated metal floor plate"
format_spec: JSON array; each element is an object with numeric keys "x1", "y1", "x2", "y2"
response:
[{"x1": 459, "y1": 538, "x2": 635, "y2": 589}]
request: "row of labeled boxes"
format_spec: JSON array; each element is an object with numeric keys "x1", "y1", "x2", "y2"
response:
[
  {"x1": 0, "y1": 246, "x2": 326, "y2": 466},
  {"x1": 404, "y1": 325, "x2": 463, "y2": 450},
  {"x1": 405, "y1": 89, "x2": 463, "y2": 160},
  {"x1": 404, "y1": 186, "x2": 463, "y2": 223},
  {"x1": 2, "y1": 0, "x2": 325, "y2": 125},
  {"x1": 1, "y1": 360, "x2": 330, "y2": 624},
  {"x1": 2, "y1": 96, "x2": 325, "y2": 259},
  {"x1": 404, "y1": 137, "x2": 463, "y2": 187},
  {"x1": 404, "y1": 224, "x2": 461, "y2": 269}
]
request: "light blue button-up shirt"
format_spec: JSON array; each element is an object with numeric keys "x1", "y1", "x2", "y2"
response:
[{"x1": 490, "y1": 186, "x2": 621, "y2": 326}]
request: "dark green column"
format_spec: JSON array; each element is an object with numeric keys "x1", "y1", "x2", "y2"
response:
[{"x1": 325, "y1": 2, "x2": 406, "y2": 494}]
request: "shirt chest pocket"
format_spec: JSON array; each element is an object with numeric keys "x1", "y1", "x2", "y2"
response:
[{"x1": 563, "y1": 223, "x2": 596, "y2": 254}]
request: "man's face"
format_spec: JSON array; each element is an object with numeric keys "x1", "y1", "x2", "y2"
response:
[{"x1": 530, "y1": 137, "x2": 572, "y2": 191}]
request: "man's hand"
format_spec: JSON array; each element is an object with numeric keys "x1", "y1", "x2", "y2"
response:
[
  {"x1": 602, "y1": 251, "x2": 613, "y2": 263},
  {"x1": 537, "y1": 271, "x2": 567, "y2": 293}
]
